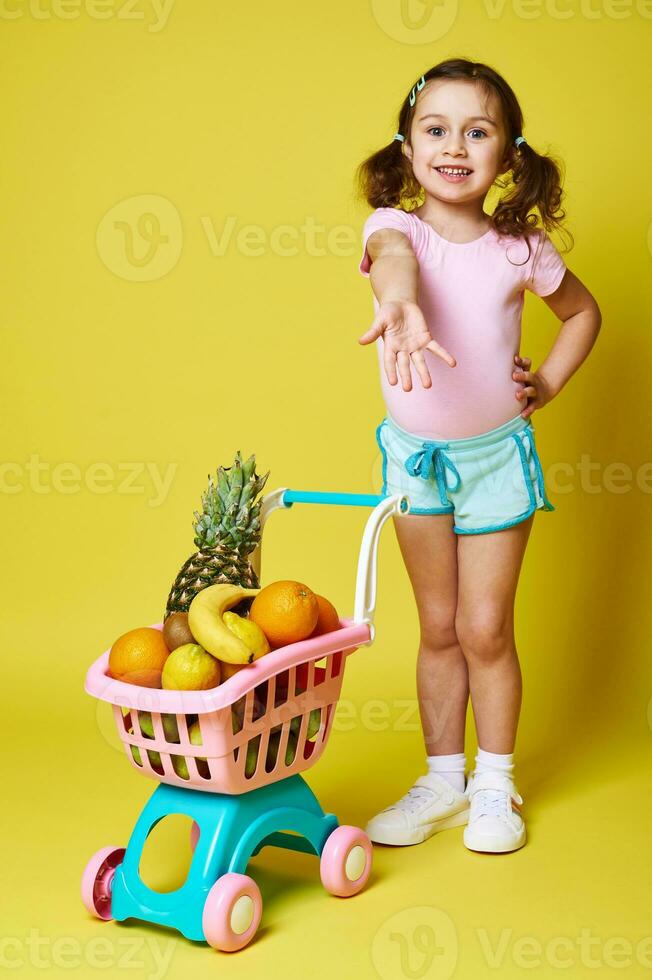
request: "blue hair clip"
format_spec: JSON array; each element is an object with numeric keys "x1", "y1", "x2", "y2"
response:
[
  {"x1": 408, "y1": 75, "x2": 426, "y2": 107},
  {"x1": 393, "y1": 133, "x2": 405, "y2": 142},
  {"x1": 514, "y1": 136, "x2": 527, "y2": 147}
]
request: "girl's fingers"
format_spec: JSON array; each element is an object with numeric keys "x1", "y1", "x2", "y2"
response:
[
  {"x1": 359, "y1": 314, "x2": 386, "y2": 345},
  {"x1": 384, "y1": 345, "x2": 398, "y2": 386},
  {"x1": 396, "y1": 350, "x2": 413, "y2": 391},
  {"x1": 411, "y1": 350, "x2": 433, "y2": 389},
  {"x1": 514, "y1": 354, "x2": 532, "y2": 368},
  {"x1": 425, "y1": 339, "x2": 457, "y2": 368}
]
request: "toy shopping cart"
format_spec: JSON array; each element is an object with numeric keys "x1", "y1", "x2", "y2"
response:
[{"x1": 82, "y1": 489, "x2": 410, "y2": 952}]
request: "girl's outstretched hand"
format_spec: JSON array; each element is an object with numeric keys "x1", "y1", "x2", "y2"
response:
[
  {"x1": 358, "y1": 300, "x2": 456, "y2": 392},
  {"x1": 513, "y1": 354, "x2": 555, "y2": 419}
]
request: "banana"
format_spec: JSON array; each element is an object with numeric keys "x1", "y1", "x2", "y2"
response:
[{"x1": 188, "y1": 584, "x2": 262, "y2": 664}]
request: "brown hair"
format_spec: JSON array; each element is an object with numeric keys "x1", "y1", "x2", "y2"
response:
[{"x1": 356, "y1": 57, "x2": 572, "y2": 252}]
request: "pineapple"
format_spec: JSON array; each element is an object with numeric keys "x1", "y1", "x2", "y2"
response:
[{"x1": 165, "y1": 451, "x2": 270, "y2": 619}]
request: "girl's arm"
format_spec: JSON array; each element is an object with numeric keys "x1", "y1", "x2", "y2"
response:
[
  {"x1": 365, "y1": 227, "x2": 420, "y2": 303},
  {"x1": 514, "y1": 270, "x2": 602, "y2": 419},
  {"x1": 359, "y1": 229, "x2": 456, "y2": 392}
]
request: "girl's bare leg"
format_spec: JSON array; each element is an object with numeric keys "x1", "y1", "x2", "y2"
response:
[
  {"x1": 455, "y1": 515, "x2": 534, "y2": 754},
  {"x1": 392, "y1": 512, "x2": 469, "y2": 756}
]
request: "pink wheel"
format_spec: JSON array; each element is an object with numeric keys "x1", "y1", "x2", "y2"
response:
[
  {"x1": 202, "y1": 873, "x2": 262, "y2": 952},
  {"x1": 81, "y1": 846, "x2": 125, "y2": 920},
  {"x1": 320, "y1": 825, "x2": 372, "y2": 897}
]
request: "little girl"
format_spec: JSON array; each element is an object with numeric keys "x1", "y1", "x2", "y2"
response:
[{"x1": 356, "y1": 58, "x2": 601, "y2": 853}]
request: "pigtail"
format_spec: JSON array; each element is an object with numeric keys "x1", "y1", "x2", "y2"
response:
[
  {"x1": 492, "y1": 141, "x2": 574, "y2": 250},
  {"x1": 356, "y1": 137, "x2": 421, "y2": 210}
]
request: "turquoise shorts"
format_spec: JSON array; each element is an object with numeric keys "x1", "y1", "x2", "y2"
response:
[{"x1": 375, "y1": 412, "x2": 555, "y2": 535}]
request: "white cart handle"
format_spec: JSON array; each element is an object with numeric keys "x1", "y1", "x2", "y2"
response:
[{"x1": 249, "y1": 489, "x2": 411, "y2": 645}]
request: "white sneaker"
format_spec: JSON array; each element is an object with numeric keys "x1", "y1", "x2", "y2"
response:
[
  {"x1": 463, "y1": 770, "x2": 526, "y2": 853},
  {"x1": 365, "y1": 771, "x2": 470, "y2": 846}
]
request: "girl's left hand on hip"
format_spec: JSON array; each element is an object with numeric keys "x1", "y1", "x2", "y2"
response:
[{"x1": 513, "y1": 354, "x2": 554, "y2": 420}]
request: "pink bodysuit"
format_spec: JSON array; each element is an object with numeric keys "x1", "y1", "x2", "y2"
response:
[{"x1": 359, "y1": 207, "x2": 567, "y2": 440}]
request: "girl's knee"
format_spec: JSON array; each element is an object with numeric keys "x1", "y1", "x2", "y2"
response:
[
  {"x1": 455, "y1": 608, "x2": 513, "y2": 663},
  {"x1": 418, "y1": 606, "x2": 459, "y2": 652}
]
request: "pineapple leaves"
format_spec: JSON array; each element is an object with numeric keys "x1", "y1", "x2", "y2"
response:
[
  {"x1": 191, "y1": 451, "x2": 270, "y2": 552},
  {"x1": 166, "y1": 453, "x2": 268, "y2": 617}
]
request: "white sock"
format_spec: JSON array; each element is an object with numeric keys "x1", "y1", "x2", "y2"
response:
[
  {"x1": 474, "y1": 747, "x2": 515, "y2": 781},
  {"x1": 426, "y1": 752, "x2": 467, "y2": 793}
]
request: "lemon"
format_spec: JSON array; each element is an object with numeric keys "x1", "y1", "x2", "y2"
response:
[
  {"x1": 223, "y1": 612, "x2": 270, "y2": 659},
  {"x1": 172, "y1": 721, "x2": 207, "y2": 779},
  {"x1": 130, "y1": 745, "x2": 162, "y2": 769},
  {"x1": 137, "y1": 710, "x2": 180, "y2": 742},
  {"x1": 285, "y1": 731, "x2": 298, "y2": 765},
  {"x1": 245, "y1": 735, "x2": 261, "y2": 778},
  {"x1": 162, "y1": 643, "x2": 221, "y2": 691},
  {"x1": 289, "y1": 709, "x2": 320, "y2": 741},
  {"x1": 127, "y1": 726, "x2": 162, "y2": 769},
  {"x1": 293, "y1": 686, "x2": 321, "y2": 739},
  {"x1": 231, "y1": 697, "x2": 246, "y2": 734}
]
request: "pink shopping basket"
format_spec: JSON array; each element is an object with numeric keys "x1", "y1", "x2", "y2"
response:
[{"x1": 85, "y1": 489, "x2": 410, "y2": 794}]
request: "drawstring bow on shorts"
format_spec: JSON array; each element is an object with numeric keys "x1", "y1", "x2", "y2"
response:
[{"x1": 404, "y1": 444, "x2": 462, "y2": 508}]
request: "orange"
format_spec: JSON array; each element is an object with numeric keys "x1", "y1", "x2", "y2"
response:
[
  {"x1": 220, "y1": 660, "x2": 248, "y2": 681},
  {"x1": 108, "y1": 627, "x2": 170, "y2": 688},
  {"x1": 249, "y1": 580, "x2": 319, "y2": 647},
  {"x1": 310, "y1": 595, "x2": 340, "y2": 636}
]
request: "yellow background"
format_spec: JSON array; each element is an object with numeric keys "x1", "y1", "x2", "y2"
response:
[{"x1": 3, "y1": 1, "x2": 651, "y2": 977}]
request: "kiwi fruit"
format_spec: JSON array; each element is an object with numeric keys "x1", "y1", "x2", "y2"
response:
[{"x1": 163, "y1": 612, "x2": 195, "y2": 651}]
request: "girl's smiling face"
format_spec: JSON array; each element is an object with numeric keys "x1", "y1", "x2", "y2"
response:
[{"x1": 404, "y1": 78, "x2": 513, "y2": 202}]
